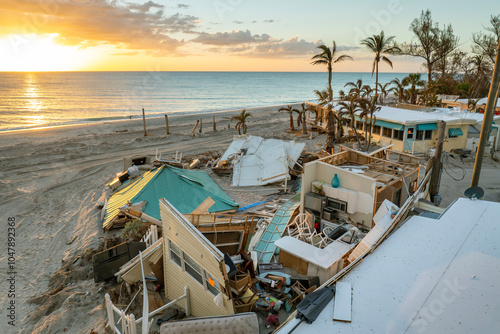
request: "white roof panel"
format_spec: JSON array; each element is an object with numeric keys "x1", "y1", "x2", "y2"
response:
[
  {"x1": 275, "y1": 236, "x2": 355, "y2": 269},
  {"x1": 278, "y1": 198, "x2": 500, "y2": 334}
]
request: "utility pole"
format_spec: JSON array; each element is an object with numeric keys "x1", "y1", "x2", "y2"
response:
[
  {"x1": 471, "y1": 40, "x2": 500, "y2": 187},
  {"x1": 430, "y1": 120, "x2": 446, "y2": 203}
]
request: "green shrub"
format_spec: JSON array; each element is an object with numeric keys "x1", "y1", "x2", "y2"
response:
[{"x1": 122, "y1": 219, "x2": 147, "y2": 241}]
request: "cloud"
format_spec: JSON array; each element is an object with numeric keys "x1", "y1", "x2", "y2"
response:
[
  {"x1": 127, "y1": 1, "x2": 163, "y2": 13},
  {"x1": 193, "y1": 28, "x2": 325, "y2": 58},
  {"x1": 263, "y1": 19, "x2": 275, "y2": 23},
  {"x1": 177, "y1": 4, "x2": 189, "y2": 9},
  {"x1": 192, "y1": 30, "x2": 271, "y2": 46},
  {"x1": 250, "y1": 36, "x2": 323, "y2": 58},
  {"x1": 233, "y1": 21, "x2": 244, "y2": 24},
  {"x1": 0, "y1": 0, "x2": 199, "y2": 55}
]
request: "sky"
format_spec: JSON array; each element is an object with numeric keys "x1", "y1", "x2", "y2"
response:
[{"x1": 0, "y1": 0, "x2": 496, "y2": 72}]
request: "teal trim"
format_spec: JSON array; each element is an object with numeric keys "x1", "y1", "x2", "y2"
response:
[
  {"x1": 375, "y1": 120, "x2": 404, "y2": 130},
  {"x1": 416, "y1": 123, "x2": 438, "y2": 131},
  {"x1": 255, "y1": 196, "x2": 300, "y2": 263},
  {"x1": 448, "y1": 128, "x2": 463, "y2": 136}
]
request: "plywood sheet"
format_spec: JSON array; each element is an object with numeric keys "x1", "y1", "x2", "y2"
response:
[{"x1": 333, "y1": 282, "x2": 352, "y2": 322}]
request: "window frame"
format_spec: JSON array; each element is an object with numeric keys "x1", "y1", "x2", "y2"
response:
[
  {"x1": 382, "y1": 127, "x2": 393, "y2": 138},
  {"x1": 424, "y1": 130, "x2": 432, "y2": 140},
  {"x1": 393, "y1": 129, "x2": 404, "y2": 140},
  {"x1": 169, "y1": 240, "x2": 182, "y2": 268},
  {"x1": 182, "y1": 252, "x2": 204, "y2": 286},
  {"x1": 406, "y1": 127, "x2": 414, "y2": 140},
  {"x1": 204, "y1": 270, "x2": 220, "y2": 296},
  {"x1": 168, "y1": 239, "x2": 222, "y2": 294}
]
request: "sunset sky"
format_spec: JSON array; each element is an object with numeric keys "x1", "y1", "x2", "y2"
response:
[{"x1": 0, "y1": 0, "x2": 496, "y2": 72}]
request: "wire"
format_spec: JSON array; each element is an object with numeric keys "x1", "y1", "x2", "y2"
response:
[{"x1": 442, "y1": 152, "x2": 466, "y2": 181}]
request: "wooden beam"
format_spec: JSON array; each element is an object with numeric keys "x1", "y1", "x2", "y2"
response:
[{"x1": 190, "y1": 197, "x2": 216, "y2": 215}]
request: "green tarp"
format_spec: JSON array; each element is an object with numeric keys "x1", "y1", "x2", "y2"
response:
[
  {"x1": 103, "y1": 165, "x2": 238, "y2": 229},
  {"x1": 417, "y1": 123, "x2": 438, "y2": 131},
  {"x1": 375, "y1": 120, "x2": 405, "y2": 131}
]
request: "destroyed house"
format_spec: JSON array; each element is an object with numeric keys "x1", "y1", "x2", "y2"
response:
[
  {"x1": 103, "y1": 165, "x2": 238, "y2": 230},
  {"x1": 160, "y1": 199, "x2": 260, "y2": 317},
  {"x1": 300, "y1": 146, "x2": 420, "y2": 229},
  {"x1": 269, "y1": 147, "x2": 420, "y2": 284}
]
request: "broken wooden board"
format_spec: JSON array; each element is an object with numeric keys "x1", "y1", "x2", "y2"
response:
[
  {"x1": 333, "y1": 282, "x2": 352, "y2": 322},
  {"x1": 191, "y1": 197, "x2": 216, "y2": 215}
]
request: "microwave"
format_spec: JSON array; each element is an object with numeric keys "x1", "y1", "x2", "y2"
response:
[
  {"x1": 326, "y1": 197, "x2": 347, "y2": 213},
  {"x1": 305, "y1": 192, "x2": 326, "y2": 213}
]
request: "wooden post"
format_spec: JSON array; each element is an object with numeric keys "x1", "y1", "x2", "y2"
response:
[
  {"x1": 184, "y1": 286, "x2": 191, "y2": 316},
  {"x1": 142, "y1": 108, "x2": 147, "y2": 136},
  {"x1": 129, "y1": 314, "x2": 137, "y2": 334},
  {"x1": 164, "y1": 114, "x2": 169, "y2": 135},
  {"x1": 121, "y1": 311, "x2": 127, "y2": 334},
  {"x1": 199, "y1": 118, "x2": 203, "y2": 133},
  {"x1": 105, "y1": 294, "x2": 115, "y2": 331},
  {"x1": 471, "y1": 40, "x2": 500, "y2": 186},
  {"x1": 213, "y1": 115, "x2": 216, "y2": 131},
  {"x1": 228, "y1": 124, "x2": 230, "y2": 129},
  {"x1": 430, "y1": 121, "x2": 446, "y2": 203},
  {"x1": 191, "y1": 120, "x2": 199, "y2": 134}
]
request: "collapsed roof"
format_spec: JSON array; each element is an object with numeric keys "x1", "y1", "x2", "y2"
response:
[
  {"x1": 103, "y1": 165, "x2": 238, "y2": 230},
  {"x1": 218, "y1": 135, "x2": 305, "y2": 187}
]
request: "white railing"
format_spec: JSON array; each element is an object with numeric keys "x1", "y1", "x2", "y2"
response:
[
  {"x1": 105, "y1": 286, "x2": 190, "y2": 334},
  {"x1": 140, "y1": 225, "x2": 159, "y2": 247}
]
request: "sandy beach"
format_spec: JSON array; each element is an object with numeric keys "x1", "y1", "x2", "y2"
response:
[{"x1": 1, "y1": 103, "x2": 499, "y2": 333}]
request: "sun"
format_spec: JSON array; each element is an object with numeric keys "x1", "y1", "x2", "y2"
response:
[{"x1": 0, "y1": 34, "x2": 94, "y2": 71}]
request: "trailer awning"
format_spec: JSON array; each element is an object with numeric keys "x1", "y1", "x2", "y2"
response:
[
  {"x1": 375, "y1": 120, "x2": 404, "y2": 131},
  {"x1": 448, "y1": 128, "x2": 464, "y2": 136},
  {"x1": 416, "y1": 123, "x2": 438, "y2": 131}
]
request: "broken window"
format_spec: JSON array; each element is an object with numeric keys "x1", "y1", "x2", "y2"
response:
[{"x1": 204, "y1": 271, "x2": 220, "y2": 296}]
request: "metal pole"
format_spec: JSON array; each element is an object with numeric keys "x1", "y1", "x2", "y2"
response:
[
  {"x1": 430, "y1": 121, "x2": 446, "y2": 203},
  {"x1": 471, "y1": 40, "x2": 500, "y2": 186}
]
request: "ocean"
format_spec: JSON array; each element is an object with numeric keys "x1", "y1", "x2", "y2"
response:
[{"x1": 0, "y1": 71, "x2": 409, "y2": 131}]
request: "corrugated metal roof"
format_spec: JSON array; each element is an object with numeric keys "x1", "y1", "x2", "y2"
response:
[
  {"x1": 103, "y1": 166, "x2": 238, "y2": 229},
  {"x1": 255, "y1": 196, "x2": 300, "y2": 263}
]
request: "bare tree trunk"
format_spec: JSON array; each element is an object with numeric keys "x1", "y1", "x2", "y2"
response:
[
  {"x1": 427, "y1": 59, "x2": 432, "y2": 84},
  {"x1": 289, "y1": 113, "x2": 295, "y2": 132},
  {"x1": 351, "y1": 116, "x2": 362, "y2": 148},
  {"x1": 302, "y1": 114, "x2": 307, "y2": 134}
]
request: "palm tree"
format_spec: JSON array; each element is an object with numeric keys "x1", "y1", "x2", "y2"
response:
[
  {"x1": 345, "y1": 79, "x2": 364, "y2": 99},
  {"x1": 376, "y1": 82, "x2": 393, "y2": 104},
  {"x1": 279, "y1": 105, "x2": 300, "y2": 132},
  {"x1": 338, "y1": 95, "x2": 362, "y2": 148},
  {"x1": 296, "y1": 103, "x2": 308, "y2": 135},
  {"x1": 359, "y1": 96, "x2": 381, "y2": 150},
  {"x1": 315, "y1": 86, "x2": 337, "y2": 151},
  {"x1": 390, "y1": 78, "x2": 407, "y2": 103},
  {"x1": 360, "y1": 84, "x2": 374, "y2": 99},
  {"x1": 311, "y1": 41, "x2": 353, "y2": 90},
  {"x1": 360, "y1": 31, "x2": 401, "y2": 96},
  {"x1": 402, "y1": 73, "x2": 425, "y2": 104},
  {"x1": 230, "y1": 109, "x2": 252, "y2": 135}
]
